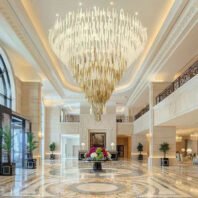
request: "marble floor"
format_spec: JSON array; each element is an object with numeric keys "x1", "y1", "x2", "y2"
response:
[{"x1": 0, "y1": 159, "x2": 198, "y2": 198}]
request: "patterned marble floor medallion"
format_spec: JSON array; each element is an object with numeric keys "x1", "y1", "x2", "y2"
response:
[
  {"x1": 49, "y1": 167, "x2": 145, "y2": 178},
  {"x1": 0, "y1": 160, "x2": 197, "y2": 197},
  {"x1": 70, "y1": 182, "x2": 125, "y2": 195}
]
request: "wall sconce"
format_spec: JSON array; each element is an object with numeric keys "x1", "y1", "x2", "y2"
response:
[
  {"x1": 38, "y1": 132, "x2": 43, "y2": 139},
  {"x1": 176, "y1": 136, "x2": 182, "y2": 142},
  {"x1": 146, "y1": 133, "x2": 152, "y2": 141},
  {"x1": 181, "y1": 148, "x2": 185, "y2": 152},
  {"x1": 111, "y1": 142, "x2": 115, "y2": 150},
  {"x1": 187, "y1": 148, "x2": 192, "y2": 154},
  {"x1": 81, "y1": 142, "x2": 85, "y2": 150},
  {"x1": 190, "y1": 133, "x2": 198, "y2": 140}
]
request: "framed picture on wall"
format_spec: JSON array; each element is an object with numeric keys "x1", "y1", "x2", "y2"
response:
[{"x1": 90, "y1": 132, "x2": 106, "y2": 148}]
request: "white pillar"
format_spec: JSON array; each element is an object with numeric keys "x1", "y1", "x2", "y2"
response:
[
  {"x1": 148, "y1": 82, "x2": 176, "y2": 166},
  {"x1": 132, "y1": 133, "x2": 148, "y2": 160}
]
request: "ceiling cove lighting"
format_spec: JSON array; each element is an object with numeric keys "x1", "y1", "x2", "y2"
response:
[{"x1": 49, "y1": 7, "x2": 147, "y2": 121}]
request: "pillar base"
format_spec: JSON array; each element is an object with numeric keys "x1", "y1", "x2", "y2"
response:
[
  {"x1": 132, "y1": 153, "x2": 148, "y2": 160},
  {"x1": 148, "y1": 157, "x2": 176, "y2": 167}
]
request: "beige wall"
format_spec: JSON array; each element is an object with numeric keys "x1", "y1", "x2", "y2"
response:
[
  {"x1": 21, "y1": 82, "x2": 41, "y2": 135},
  {"x1": 80, "y1": 113, "x2": 116, "y2": 150},
  {"x1": 154, "y1": 76, "x2": 198, "y2": 126},
  {"x1": 117, "y1": 123, "x2": 132, "y2": 136},
  {"x1": 176, "y1": 138, "x2": 186, "y2": 153},
  {"x1": 15, "y1": 79, "x2": 42, "y2": 128},
  {"x1": 132, "y1": 133, "x2": 149, "y2": 159},
  {"x1": 44, "y1": 105, "x2": 135, "y2": 159},
  {"x1": 45, "y1": 106, "x2": 61, "y2": 157},
  {"x1": 15, "y1": 78, "x2": 42, "y2": 156},
  {"x1": 15, "y1": 77, "x2": 22, "y2": 114},
  {"x1": 133, "y1": 112, "x2": 149, "y2": 134},
  {"x1": 149, "y1": 126, "x2": 176, "y2": 166}
]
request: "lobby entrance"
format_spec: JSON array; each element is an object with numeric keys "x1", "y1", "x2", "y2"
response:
[
  {"x1": 117, "y1": 135, "x2": 131, "y2": 159},
  {"x1": 61, "y1": 134, "x2": 80, "y2": 159}
]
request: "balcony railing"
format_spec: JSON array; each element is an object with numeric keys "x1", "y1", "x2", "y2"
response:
[
  {"x1": 60, "y1": 114, "x2": 80, "y2": 122},
  {"x1": 116, "y1": 116, "x2": 133, "y2": 123},
  {"x1": 156, "y1": 61, "x2": 198, "y2": 104},
  {"x1": 134, "y1": 105, "x2": 149, "y2": 120}
]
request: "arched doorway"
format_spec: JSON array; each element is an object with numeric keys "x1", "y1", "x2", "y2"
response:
[{"x1": 0, "y1": 47, "x2": 16, "y2": 111}]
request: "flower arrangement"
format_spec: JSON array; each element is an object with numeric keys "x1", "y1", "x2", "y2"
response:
[{"x1": 85, "y1": 147, "x2": 111, "y2": 161}]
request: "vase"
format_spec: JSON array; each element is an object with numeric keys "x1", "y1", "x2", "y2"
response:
[{"x1": 93, "y1": 161, "x2": 102, "y2": 171}]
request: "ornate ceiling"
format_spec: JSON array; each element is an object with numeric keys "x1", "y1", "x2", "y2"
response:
[{"x1": 0, "y1": 0, "x2": 197, "y2": 112}]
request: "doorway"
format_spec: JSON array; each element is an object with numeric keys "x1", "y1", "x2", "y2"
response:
[
  {"x1": 61, "y1": 134, "x2": 80, "y2": 159},
  {"x1": 0, "y1": 105, "x2": 31, "y2": 169},
  {"x1": 11, "y1": 116, "x2": 24, "y2": 168},
  {"x1": 117, "y1": 145, "x2": 124, "y2": 158},
  {"x1": 117, "y1": 135, "x2": 131, "y2": 159}
]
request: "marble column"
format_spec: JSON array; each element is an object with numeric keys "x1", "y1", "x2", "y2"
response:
[
  {"x1": 132, "y1": 133, "x2": 148, "y2": 160},
  {"x1": 148, "y1": 82, "x2": 176, "y2": 166},
  {"x1": 21, "y1": 82, "x2": 42, "y2": 158},
  {"x1": 149, "y1": 126, "x2": 176, "y2": 166}
]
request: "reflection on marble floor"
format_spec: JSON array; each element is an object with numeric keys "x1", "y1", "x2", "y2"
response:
[{"x1": 0, "y1": 160, "x2": 198, "y2": 197}]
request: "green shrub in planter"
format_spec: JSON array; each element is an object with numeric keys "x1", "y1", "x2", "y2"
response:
[
  {"x1": 137, "y1": 143, "x2": 143, "y2": 160},
  {"x1": 26, "y1": 133, "x2": 38, "y2": 169},
  {"x1": 159, "y1": 142, "x2": 170, "y2": 166},
  {"x1": 0, "y1": 128, "x2": 2, "y2": 175},
  {"x1": 1, "y1": 126, "x2": 15, "y2": 176},
  {"x1": 49, "y1": 142, "x2": 56, "y2": 160}
]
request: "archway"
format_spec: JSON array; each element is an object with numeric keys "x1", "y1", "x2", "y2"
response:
[{"x1": 0, "y1": 47, "x2": 16, "y2": 111}]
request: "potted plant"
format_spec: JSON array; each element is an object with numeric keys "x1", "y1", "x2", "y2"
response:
[
  {"x1": 137, "y1": 143, "x2": 143, "y2": 160},
  {"x1": 26, "y1": 133, "x2": 38, "y2": 169},
  {"x1": 0, "y1": 128, "x2": 3, "y2": 175},
  {"x1": 1, "y1": 126, "x2": 15, "y2": 176},
  {"x1": 85, "y1": 147, "x2": 111, "y2": 171},
  {"x1": 159, "y1": 142, "x2": 170, "y2": 166},
  {"x1": 49, "y1": 142, "x2": 56, "y2": 160}
]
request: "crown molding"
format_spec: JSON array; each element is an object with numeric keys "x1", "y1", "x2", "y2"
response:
[{"x1": 0, "y1": 0, "x2": 66, "y2": 97}]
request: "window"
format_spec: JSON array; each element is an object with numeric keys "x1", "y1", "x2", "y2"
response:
[{"x1": 0, "y1": 55, "x2": 12, "y2": 108}]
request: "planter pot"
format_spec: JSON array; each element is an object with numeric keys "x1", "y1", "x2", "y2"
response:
[
  {"x1": 25, "y1": 159, "x2": 37, "y2": 169},
  {"x1": 78, "y1": 151, "x2": 87, "y2": 160},
  {"x1": 93, "y1": 161, "x2": 102, "y2": 171},
  {"x1": 138, "y1": 154, "x2": 143, "y2": 160},
  {"x1": 1, "y1": 163, "x2": 15, "y2": 176},
  {"x1": 0, "y1": 163, "x2": 2, "y2": 175},
  {"x1": 50, "y1": 154, "x2": 55, "y2": 160},
  {"x1": 161, "y1": 158, "x2": 169, "y2": 166}
]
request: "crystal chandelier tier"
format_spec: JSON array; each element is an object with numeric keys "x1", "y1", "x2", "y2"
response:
[{"x1": 49, "y1": 7, "x2": 147, "y2": 121}]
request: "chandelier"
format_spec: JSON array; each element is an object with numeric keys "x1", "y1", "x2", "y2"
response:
[{"x1": 49, "y1": 7, "x2": 147, "y2": 121}]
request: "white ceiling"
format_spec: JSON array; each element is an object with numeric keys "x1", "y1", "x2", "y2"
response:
[
  {"x1": 177, "y1": 128, "x2": 198, "y2": 136},
  {"x1": 29, "y1": 0, "x2": 173, "y2": 88},
  {"x1": 1, "y1": 0, "x2": 197, "y2": 114},
  {"x1": 160, "y1": 109, "x2": 198, "y2": 129}
]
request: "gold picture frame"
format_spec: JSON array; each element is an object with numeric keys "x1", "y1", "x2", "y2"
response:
[{"x1": 90, "y1": 132, "x2": 106, "y2": 148}]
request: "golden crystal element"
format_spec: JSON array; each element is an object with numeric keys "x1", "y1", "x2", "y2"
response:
[{"x1": 49, "y1": 7, "x2": 147, "y2": 121}]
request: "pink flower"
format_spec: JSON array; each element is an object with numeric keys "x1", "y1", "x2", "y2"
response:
[{"x1": 86, "y1": 147, "x2": 110, "y2": 159}]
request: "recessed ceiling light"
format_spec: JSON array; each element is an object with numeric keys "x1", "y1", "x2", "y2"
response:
[
  {"x1": 135, "y1": 12, "x2": 139, "y2": 16},
  {"x1": 110, "y1": 1, "x2": 114, "y2": 6},
  {"x1": 56, "y1": 13, "x2": 59, "y2": 17},
  {"x1": 79, "y1": 2, "x2": 82, "y2": 6}
]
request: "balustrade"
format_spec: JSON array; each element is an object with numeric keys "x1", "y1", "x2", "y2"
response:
[
  {"x1": 134, "y1": 105, "x2": 149, "y2": 120},
  {"x1": 156, "y1": 61, "x2": 198, "y2": 104}
]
